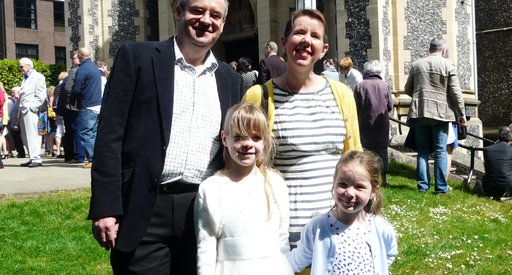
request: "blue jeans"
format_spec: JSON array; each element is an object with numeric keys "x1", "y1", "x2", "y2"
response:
[
  {"x1": 67, "y1": 109, "x2": 85, "y2": 161},
  {"x1": 412, "y1": 118, "x2": 449, "y2": 193},
  {"x1": 77, "y1": 108, "x2": 99, "y2": 161}
]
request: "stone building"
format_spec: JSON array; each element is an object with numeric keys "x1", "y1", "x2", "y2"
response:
[
  {"x1": 1, "y1": 0, "x2": 488, "y2": 146},
  {"x1": 475, "y1": 0, "x2": 512, "y2": 128}
]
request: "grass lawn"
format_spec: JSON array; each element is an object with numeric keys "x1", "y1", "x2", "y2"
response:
[{"x1": 0, "y1": 161, "x2": 511, "y2": 274}]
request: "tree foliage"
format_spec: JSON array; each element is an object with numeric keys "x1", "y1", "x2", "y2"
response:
[{"x1": 0, "y1": 59, "x2": 66, "y2": 91}]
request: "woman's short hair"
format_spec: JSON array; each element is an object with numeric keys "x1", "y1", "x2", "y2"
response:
[
  {"x1": 339, "y1": 57, "x2": 353, "y2": 71},
  {"x1": 283, "y1": 9, "x2": 328, "y2": 43},
  {"x1": 363, "y1": 60, "x2": 382, "y2": 75}
]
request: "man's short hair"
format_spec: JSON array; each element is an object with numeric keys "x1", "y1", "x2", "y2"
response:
[
  {"x1": 265, "y1": 41, "x2": 278, "y2": 53},
  {"x1": 429, "y1": 38, "x2": 447, "y2": 53},
  {"x1": 19, "y1": 57, "x2": 33, "y2": 68},
  {"x1": 498, "y1": 126, "x2": 512, "y2": 142}
]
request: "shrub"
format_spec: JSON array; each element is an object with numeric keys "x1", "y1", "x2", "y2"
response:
[{"x1": 0, "y1": 58, "x2": 67, "y2": 91}]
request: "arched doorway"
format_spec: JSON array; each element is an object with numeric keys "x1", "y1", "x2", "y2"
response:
[{"x1": 217, "y1": 0, "x2": 259, "y2": 70}]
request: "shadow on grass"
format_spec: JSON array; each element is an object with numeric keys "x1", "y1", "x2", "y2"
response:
[{"x1": 389, "y1": 161, "x2": 416, "y2": 180}]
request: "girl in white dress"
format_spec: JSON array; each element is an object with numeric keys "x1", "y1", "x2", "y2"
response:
[{"x1": 195, "y1": 103, "x2": 293, "y2": 275}]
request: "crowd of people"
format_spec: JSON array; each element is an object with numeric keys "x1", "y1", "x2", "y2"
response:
[
  {"x1": 0, "y1": 0, "x2": 509, "y2": 274},
  {"x1": 0, "y1": 49, "x2": 108, "y2": 170}
]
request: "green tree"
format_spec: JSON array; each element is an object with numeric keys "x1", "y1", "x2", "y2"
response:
[{"x1": 0, "y1": 58, "x2": 67, "y2": 91}]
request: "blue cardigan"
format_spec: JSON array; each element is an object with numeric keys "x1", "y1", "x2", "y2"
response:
[{"x1": 287, "y1": 213, "x2": 398, "y2": 275}]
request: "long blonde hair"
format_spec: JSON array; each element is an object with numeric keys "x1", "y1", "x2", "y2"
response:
[{"x1": 222, "y1": 103, "x2": 276, "y2": 218}]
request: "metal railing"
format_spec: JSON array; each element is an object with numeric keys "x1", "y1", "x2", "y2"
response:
[{"x1": 389, "y1": 117, "x2": 493, "y2": 190}]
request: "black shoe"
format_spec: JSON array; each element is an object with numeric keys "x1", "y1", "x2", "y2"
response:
[
  {"x1": 16, "y1": 154, "x2": 26, "y2": 158},
  {"x1": 20, "y1": 161, "x2": 31, "y2": 167},
  {"x1": 28, "y1": 162, "x2": 42, "y2": 168}
]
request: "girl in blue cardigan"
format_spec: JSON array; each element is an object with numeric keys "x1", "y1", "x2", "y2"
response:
[{"x1": 287, "y1": 150, "x2": 398, "y2": 274}]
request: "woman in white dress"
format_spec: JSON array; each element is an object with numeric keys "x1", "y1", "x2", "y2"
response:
[{"x1": 195, "y1": 103, "x2": 293, "y2": 275}]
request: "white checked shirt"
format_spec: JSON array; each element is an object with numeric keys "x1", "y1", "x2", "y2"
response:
[{"x1": 160, "y1": 39, "x2": 222, "y2": 184}]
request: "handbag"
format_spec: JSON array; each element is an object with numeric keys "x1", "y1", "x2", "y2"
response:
[
  {"x1": 457, "y1": 124, "x2": 467, "y2": 140},
  {"x1": 47, "y1": 105, "x2": 57, "y2": 119}
]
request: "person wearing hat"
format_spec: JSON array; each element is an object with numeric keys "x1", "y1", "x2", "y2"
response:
[{"x1": 404, "y1": 38, "x2": 466, "y2": 195}]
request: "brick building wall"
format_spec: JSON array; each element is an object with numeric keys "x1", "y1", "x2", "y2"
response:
[{"x1": 3, "y1": 0, "x2": 66, "y2": 64}]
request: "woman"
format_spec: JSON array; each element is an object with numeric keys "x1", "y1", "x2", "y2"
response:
[
  {"x1": 243, "y1": 9, "x2": 362, "y2": 248},
  {"x1": 237, "y1": 56, "x2": 258, "y2": 92}
]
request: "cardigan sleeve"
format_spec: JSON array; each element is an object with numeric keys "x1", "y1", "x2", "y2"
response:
[
  {"x1": 326, "y1": 77, "x2": 363, "y2": 152},
  {"x1": 286, "y1": 219, "x2": 317, "y2": 272}
]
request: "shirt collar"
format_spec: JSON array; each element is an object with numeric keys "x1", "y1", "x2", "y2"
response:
[{"x1": 173, "y1": 38, "x2": 218, "y2": 74}]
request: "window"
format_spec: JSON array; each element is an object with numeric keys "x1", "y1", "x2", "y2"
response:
[
  {"x1": 16, "y1": 44, "x2": 38, "y2": 60},
  {"x1": 55, "y1": 47, "x2": 66, "y2": 65},
  {"x1": 14, "y1": 0, "x2": 37, "y2": 29},
  {"x1": 54, "y1": 1, "x2": 65, "y2": 27}
]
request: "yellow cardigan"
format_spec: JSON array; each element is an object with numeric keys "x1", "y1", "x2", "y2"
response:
[{"x1": 242, "y1": 76, "x2": 362, "y2": 153}]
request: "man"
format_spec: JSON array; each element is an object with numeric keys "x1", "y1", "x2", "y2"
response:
[
  {"x1": 257, "y1": 40, "x2": 287, "y2": 83},
  {"x1": 18, "y1": 58, "x2": 47, "y2": 168},
  {"x1": 60, "y1": 51, "x2": 85, "y2": 164},
  {"x1": 405, "y1": 38, "x2": 466, "y2": 195},
  {"x1": 71, "y1": 48, "x2": 102, "y2": 169},
  {"x1": 482, "y1": 126, "x2": 512, "y2": 200},
  {"x1": 339, "y1": 56, "x2": 363, "y2": 90},
  {"x1": 87, "y1": 0, "x2": 244, "y2": 273},
  {"x1": 354, "y1": 60, "x2": 393, "y2": 186}
]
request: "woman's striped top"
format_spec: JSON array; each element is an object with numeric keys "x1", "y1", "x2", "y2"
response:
[{"x1": 272, "y1": 80, "x2": 346, "y2": 248}]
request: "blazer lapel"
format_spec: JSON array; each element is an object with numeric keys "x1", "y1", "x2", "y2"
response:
[{"x1": 153, "y1": 39, "x2": 175, "y2": 145}]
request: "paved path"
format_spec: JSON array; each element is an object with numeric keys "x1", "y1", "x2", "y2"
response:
[{"x1": 0, "y1": 156, "x2": 91, "y2": 197}]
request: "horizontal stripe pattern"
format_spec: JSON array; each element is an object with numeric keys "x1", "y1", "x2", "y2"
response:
[{"x1": 272, "y1": 84, "x2": 346, "y2": 247}]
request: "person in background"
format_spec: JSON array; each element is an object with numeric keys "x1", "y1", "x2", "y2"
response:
[
  {"x1": 237, "y1": 56, "x2": 258, "y2": 92},
  {"x1": 353, "y1": 60, "x2": 393, "y2": 187},
  {"x1": 286, "y1": 151, "x2": 398, "y2": 274},
  {"x1": 18, "y1": 57, "x2": 47, "y2": 168},
  {"x1": 195, "y1": 103, "x2": 292, "y2": 275},
  {"x1": 446, "y1": 122, "x2": 459, "y2": 176},
  {"x1": 44, "y1": 86, "x2": 56, "y2": 157},
  {"x1": 96, "y1": 59, "x2": 109, "y2": 97},
  {"x1": 482, "y1": 126, "x2": 512, "y2": 200},
  {"x1": 258, "y1": 41, "x2": 287, "y2": 84},
  {"x1": 243, "y1": 9, "x2": 362, "y2": 249},
  {"x1": 0, "y1": 83, "x2": 5, "y2": 168},
  {"x1": 7, "y1": 87, "x2": 25, "y2": 158},
  {"x1": 405, "y1": 38, "x2": 466, "y2": 195},
  {"x1": 53, "y1": 72, "x2": 68, "y2": 158},
  {"x1": 228, "y1": 61, "x2": 237, "y2": 71},
  {"x1": 321, "y1": 58, "x2": 339, "y2": 81},
  {"x1": 61, "y1": 51, "x2": 85, "y2": 164},
  {"x1": 338, "y1": 56, "x2": 363, "y2": 91},
  {"x1": 87, "y1": 0, "x2": 244, "y2": 273},
  {"x1": 71, "y1": 47, "x2": 102, "y2": 169}
]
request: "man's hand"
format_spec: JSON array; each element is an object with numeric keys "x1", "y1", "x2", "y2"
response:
[{"x1": 92, "y1": 217, "x2": 119, "y2": 250}]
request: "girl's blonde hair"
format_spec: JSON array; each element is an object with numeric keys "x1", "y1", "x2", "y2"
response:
[
  {"x1": 222, "y1": 103, "x2": 275, "y2": 218},
  {"x1": 333, "y1": 150, "x2": 384, "y2": 215}
]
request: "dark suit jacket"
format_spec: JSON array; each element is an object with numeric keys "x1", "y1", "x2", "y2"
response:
[
  {"x1": 258, "y1": 55, "x2": 287, "y2": 84},
  {"x1": 88, "y1": 39, "x2": 244, "y2": 252},
  {"x1": 482, "y1": 141, "x2": 512, "y2": 198}
]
